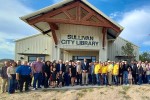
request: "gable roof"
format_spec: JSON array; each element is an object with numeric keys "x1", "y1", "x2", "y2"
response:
[{"x1": 20, "y1": 0, "x2": 124, "y2": 38}]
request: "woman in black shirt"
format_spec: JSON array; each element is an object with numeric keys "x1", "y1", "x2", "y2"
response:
[
  {"x1": 119, "y1": 62, "x2": 124, "y2": 85},
  {"x1": 70, "y1": 62, "x2": 77, "y2": 86},
  {"x1": 43, "y1": 61, "x2": 51, "y2": 88}
]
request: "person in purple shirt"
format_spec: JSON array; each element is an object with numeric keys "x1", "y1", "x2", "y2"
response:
[{"x1": 32, "y1": 57, "x2": 44, "y2": 90}]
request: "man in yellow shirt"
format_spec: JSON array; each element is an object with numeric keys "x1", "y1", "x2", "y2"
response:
[
  {"x1": 94, "y1": 61, "x2": 101, "y2": 85},
  {"x1": 113, "y1": 62, "x2": 119, "y2": 85},
  {"x1": 107, "y1": 61, "x2": 113, "y2": 86},
  {"x1": 102, "y1": 62, "x2": 108, "y2": 86}
]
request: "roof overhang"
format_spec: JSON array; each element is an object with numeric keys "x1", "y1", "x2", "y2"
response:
[
  {"x1": 18, "y1": 53, "x2": 49, "y2": 56},
  {"x1": 20, "y1": 0, "x2": 123, "y2": 35}
]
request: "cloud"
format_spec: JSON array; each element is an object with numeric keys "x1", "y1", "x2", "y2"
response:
[
  {"x1": 109, "y1": 12, "x2": 123, "y2": 20},
  {"x1": 118, "y1": 6, "x2": 150, "y2": 51},
  {"x1": 52, "y1": 0, "x2": 62, "y2": 3},
  {"x1": 143, "y1": 41, "x2": 150, "y2": 46},
  {"x1": 0, "y1": 0, "x2": 38, "y2": 59}
]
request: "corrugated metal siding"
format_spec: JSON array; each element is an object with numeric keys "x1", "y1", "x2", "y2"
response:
[
  {"x1": 108, "y1": 37, "x2": 139, "y2": 61},
  {"x1": 15, "y1": 34, "x2": 52, "y2": 61}
]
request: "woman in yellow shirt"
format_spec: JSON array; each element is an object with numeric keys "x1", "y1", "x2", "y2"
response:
[
  {"x1": 94, "y1": 61, "x2": 101, "y2": 85},
  {"x1": 102, "y1": 62, "x2": 108, "y2": 86},
  {"x1": 113, "y1": 62, "x2": 119, "y2": 85}
]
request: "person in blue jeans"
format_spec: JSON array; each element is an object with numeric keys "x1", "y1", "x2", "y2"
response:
[
  {"x1": 137, "y1": 63, "x2": 143, "y2": 85},
  {"x1": 146, "y1": 63, "x2": 150, "y2": 84},
  {"x1": 122, "y1": 61, "x2": 130, "y2": 85},
  {"x1": 7, "y1": 62, "x2": 17, "y2": 94},
  {"x1": 32, "y1": 58, "x2": 44, "y2": 90},
  {"x1": 96, "y1": 73, "x2": 100, "y2": 85}
]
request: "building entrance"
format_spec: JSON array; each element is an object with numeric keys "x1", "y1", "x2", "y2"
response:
[{"x1": 72, "y1": 56, "x2": 96, "y2": 62}]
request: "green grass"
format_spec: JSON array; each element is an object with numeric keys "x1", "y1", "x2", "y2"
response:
[
  {"x1": 81, "y1": 89, "x2": 88, "y2": 92},
  {"x1": 122, "y1": 86, "x2": 130, "y2": 91},
  {"x1": 0, "y1": 63, "x2": 4, "y2": 68},
  {"x1": 123, "y1": 95, "x2": 131, "y2": 100},
  {"x1": 88, "y1": 88, "x2": 94, "y2": 92},
  {"x1": 142, "y1": 96, "x2": 150, "y2": 100},
  {"x1": 119, "y1": 90, "x2": 126, "y2": 95},
  {"x1": 77, "y1": 92, "x2": 84, "y2": 97}
]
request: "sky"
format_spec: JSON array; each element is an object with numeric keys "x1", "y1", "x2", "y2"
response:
[{"x1": 0, "y1": 0, "x2": 150, "y2": 59}]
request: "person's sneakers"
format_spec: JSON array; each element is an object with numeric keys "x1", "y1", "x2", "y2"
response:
[
  {"x1": 38, "y1": 87, "x2": 42, "y2": 89},
  {"x1": 32, "y1": 88, "x2": 37, "y2": 90}
]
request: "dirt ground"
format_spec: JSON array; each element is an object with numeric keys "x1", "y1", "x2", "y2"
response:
[{"x1": 0, "y1": 84, "x2": 150, "y2": 100}]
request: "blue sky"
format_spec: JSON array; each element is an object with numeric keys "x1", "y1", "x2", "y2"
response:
[{"x1": 0, "y1": 0, "x2": 150, "y2": 59}]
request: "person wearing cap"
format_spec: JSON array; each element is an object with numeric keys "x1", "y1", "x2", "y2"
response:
[{"x1": 107, "y1": 61, "x2": 113, "y2": 86}]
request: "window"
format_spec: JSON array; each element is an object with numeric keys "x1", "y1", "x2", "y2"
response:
[
  {"x1": 72, "y1": 56, "x2": 96, "y2": 62},
  {"x1": 28, "y1": 56, "x2": 45, "y2": 63}
]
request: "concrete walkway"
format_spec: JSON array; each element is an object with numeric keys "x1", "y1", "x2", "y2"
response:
[{"x1": 30, "y1": 85, "x2": 103, "y2": 91}]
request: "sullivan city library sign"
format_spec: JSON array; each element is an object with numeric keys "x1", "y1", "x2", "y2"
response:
[{"x1": 61, "y1": 35, "x2": 99, "y2": 46}]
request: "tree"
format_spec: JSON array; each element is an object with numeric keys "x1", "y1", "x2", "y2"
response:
[
  {"x1": 121, "y1": 42, "x2": 134, "y2": 57},
  {"x1": 139, "y1": 52, "x2": 150, "y2": 62}
]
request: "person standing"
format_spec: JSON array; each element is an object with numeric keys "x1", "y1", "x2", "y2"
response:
[
  {"x1": 128, "y1": 67, "x2": 133, "y2": 85},
  {"x1": 94, "y1": 61, "x2": 101, "y2": 85},
  {"x1": 122, "y1": 61, "x2": 130, "y2": 85},
  {"x1": 56, "y1": 60, "x2": 65, "y2": 73},
  {"x1": 32, "y1": 57, "x2": 44, "y2": 90},
  {"x1": 119, "y1": 62, "x2": 123, "y2": 85},
  {"x1": 130, "y1": 61, "x2": 137, "y2": 84},
  {"x1": 1, "y1": 61, "x2": 9, "y2": 93},
  {"x1": 137, "y1": 62, "x2": 143, "y2": 85},
  {"x1": 107, "y1": 61, "x2": 113, "y2": 86},
  {"x1": 43, "y1": 61, "x2": 51, "y2": 88},
  {"x1": 81, "y1": 58, "x2": 89, "y2": 85},
  {"x1": 56, "y1": 60, "x2": 65, "y2": 86},
  {"x1": 76, "y1": 61, "x2": 82, "y2": 85},
  {"x1": 64, "y1": 61, "x2": 71, "y2": 86},
  {"x1": 70, "y1": 62, "x2": 77, "y2": 86},
  {"x1": 113, "y1": 62, "x2": 119, "y2": 85},
  {"x1": 146, "y1": 63, "x2": 150, "y2": 84},
  {"x1": 58, "y1": 71, "x2": 63, "y2": 88},
  {"x1": 102, "y1": 62, "x2": 108, "y2": 86},
  {"x1": 89, "y1": 62, "x2": 95, "y2": 85},
  {"x1": 7, "y1": 62, "x2": 17, "y2": 94},
  {"x1": 16, "y1": 61, "x2": 32, "y2": 92},
  {"x1": 51, "y1": 67, "x2": 57, "y2": 88},
  {"x1": 142, "y1": 62, "x2": 147, "y2": 83}
]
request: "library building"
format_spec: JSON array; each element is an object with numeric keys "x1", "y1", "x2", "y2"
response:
[{"x1": 15, "y1": 0, "x2": 139, "y2": 62}]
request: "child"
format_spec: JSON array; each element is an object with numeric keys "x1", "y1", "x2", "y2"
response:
[
  {"x1": 51, "y1": 67, "x2": 57, "y2": 88},
  {"x1": 58, "y1": 71, "x2": 63, "y2": 88},
  {"x1": 128, "y1": 67, "x2": 132, "y2": 85}
]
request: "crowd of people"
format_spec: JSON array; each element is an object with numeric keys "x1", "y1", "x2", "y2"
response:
[{"x1": 1, "y1": 58, "x2": 150, "y2": 94}]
